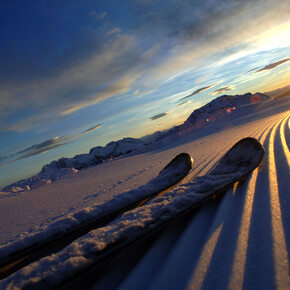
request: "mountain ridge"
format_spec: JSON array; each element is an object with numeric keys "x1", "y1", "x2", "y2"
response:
[{"x1": 1, "y1": 92, "x2": 270, "y2": 193}]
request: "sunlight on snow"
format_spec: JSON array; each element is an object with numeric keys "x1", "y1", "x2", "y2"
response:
[
  {"x1": 268, "y1": 115, "x2": 290, "y2": 289},
  {"x1": 187, "y1": 224, "x2": 224, "y2": 290},
  {"x1": 227, "y1": 121, "x2": 271, "y2": 289},
  {"x1": 228, "y1": 169, "x2": 258, "y2": 290},
  {"x1": 280, "y1": 115, "x2": 290, "y2": 168}
]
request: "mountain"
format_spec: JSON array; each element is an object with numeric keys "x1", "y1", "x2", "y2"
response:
[
  {"x1": 154, "y1": 92, "x2": 269, "y2": 142},
  {"x1": 182, "y1": 92, "x2": 269, "y2": 127},
  {"x1": 141, "y1": 131, "x2": 164, "y2": 143},
  {"x1": 1, "y1": 92, "x2": 269, "y2": 193},
  {"x1": 42, "y1": 137, "x2": 146, "y2": 172},
  {"x1": 1, "y1": 138, "x2": 146, "y2": 193}
]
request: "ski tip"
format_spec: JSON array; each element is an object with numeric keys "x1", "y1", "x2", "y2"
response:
[
  {"x1": 231, "y1": 137, "x2": 265, "y2": 157},
  {"x1": 210, "y1": 137, "x2": 265, "y2": 176},
  {"x1": 160, "y1": 153, "x2": 193, "y2": 175}
]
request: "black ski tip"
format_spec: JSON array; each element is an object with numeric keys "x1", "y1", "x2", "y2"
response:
[
  {"x1": 210, "y1": 137, "x2": 265, "y2": 176},
  {"x1": 159, "y1": 153, "x2": 193, "y2": 175}
]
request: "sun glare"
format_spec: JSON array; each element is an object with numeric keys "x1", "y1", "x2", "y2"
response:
[{"x1": 256, "y1": 21, "x2": 290, "y2": 51}]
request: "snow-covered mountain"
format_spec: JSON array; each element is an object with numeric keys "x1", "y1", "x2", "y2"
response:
[
  {"x1": 141, "y1": 130, "x2": 164, "y2": 143},
  {"x1": 184, "y1": 92, "x2": 269, "y2": 125},
  {"x1": 1, "y1": 93, "x2": 269, "y2": 193},
  {"x1": 160, "y1": 92, "x2": 269, "y2": 139},
  {"x1": 1, "y1": 138, "x2": 146, "y2": 193},
  {"x1": 42, "y1": 137, "x2": 146, "y2": 172}
]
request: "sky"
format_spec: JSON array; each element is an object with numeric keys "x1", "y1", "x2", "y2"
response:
[{"x1": 0, "y1": 0, "x2": 290, "y2": 187}]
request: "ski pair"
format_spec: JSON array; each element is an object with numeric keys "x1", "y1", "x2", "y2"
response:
[
  {"x1": 55, "y1": 137, "x2": 265, "y2": 289},
  {"x1": 0, "y1": 137, "x2": 264, "y2": 281}
]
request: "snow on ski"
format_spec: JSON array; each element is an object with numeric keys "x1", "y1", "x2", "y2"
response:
[
  {"x1": 0, "y1": 138, "x2": 265, "y2": 289},
  {"x1": 0, "y1": 153, "x2": 193, "y2": 279}
]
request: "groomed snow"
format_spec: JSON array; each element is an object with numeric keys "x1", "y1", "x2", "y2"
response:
[{"x1": 0, "y1": 96, "x2": 289, "y2": 289}]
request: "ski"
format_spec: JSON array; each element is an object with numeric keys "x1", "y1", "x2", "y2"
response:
[
  {"x1": 52, "y1": 137, "x2": 265, "y2": 289},
  {"x1": 0, "y1": 152, "x2": 193, "y2": 279}
]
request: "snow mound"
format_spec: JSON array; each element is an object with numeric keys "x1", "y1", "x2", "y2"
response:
[{"x1": 1, "y1": 168, "x2": 78, "y2": 193}]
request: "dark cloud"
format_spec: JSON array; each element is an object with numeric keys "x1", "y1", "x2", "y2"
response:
[
  {"x1": 0, "y1": 136, "x2": 69, "y2": 167},
  {"x1": 255, "y1": 58, "x2": 290, "y2": 73},
  {"x1": 246, "y1": 67, "x2": 259, "y2": 73},
  {"x1": 211, "y1": 86, "x2": 233, "y2": 96},
  {"x1": 0, "y1": 156, "x2": 7, "y2": 163},
  {"x1": 0, "y1": 153, "x2": 16, "y2": 167},
  {"x1": 150, "y1": 112, "x2": 168, "y2": 121},
  {"x1": 83, "y1": 124, "x2": 102, "y2": 134},
  {"x1": 180, "y1": 83, "x2": 217, "y2": 100},
  {"x1": 18, "y1": 137, "x2": 68, "y2": 159}
]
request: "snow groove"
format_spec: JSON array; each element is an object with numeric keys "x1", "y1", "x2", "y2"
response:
[
  {"x1": 279, "y1": 113, "x2": 290, "y2": 168},
  {"x1": 227, "y1": 113, "x2": 286, "y2": 290},
  {"x1": 227, "y1": 166, "x2": 259, "y2": 289},
  {"x1": 267, "y1": 113, "x2": 290, "y2": 289},
  {"x1": 116, "y1": 111, "x2": 290, "y2": 290}
]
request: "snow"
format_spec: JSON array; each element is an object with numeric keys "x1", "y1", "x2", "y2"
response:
[{"x1": 0, "y1": 95, "x2": 289, "y2": 289}]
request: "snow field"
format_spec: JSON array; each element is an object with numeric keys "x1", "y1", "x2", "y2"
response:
[{"x1": 0, "y1": 97, "x2": 289, "y2": 289}]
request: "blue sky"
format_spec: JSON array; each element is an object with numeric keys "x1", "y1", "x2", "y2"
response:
[{"x1": 0, "y1": 0, "x2": 290, "y2": 186}]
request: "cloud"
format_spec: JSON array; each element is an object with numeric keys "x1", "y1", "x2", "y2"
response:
[
  {"x1": 0, "y1": 156, "x2": 7, "y2": 163},
  {"x1": 0, "y1": 136, "x2": 71, "y2": 167},
  {"x1": 60, "y1": 72, "x2": 141, "y2": 116},
  {"x1": 246, "y1": 67, "x2": 259, "y2": 73},
  {"x1": 18, "y1": 137, "x2": 68, "y2": 159},
  {"x1": 1, "y1": 34, "x2": 142, "y2": 130},
  {"x1": 2, "y1": 111, "x2": 61, "y2": 133},
  {"x1": 96, "y1": 73, "x2": 139, "y2": 102},
  {"x1": 83, "y1": 124, "x2": 102, "y2": 134},
  {"x1": 89, "y1": 11, "x2": 107, "y2": 21},
  {"x1": 106, "y1": 28, "x2": 122, "y2": 36},
  {"x1": 1, "y1": 0, "x2": 290, "y2": 132},
  {"x1": 150, "y1": 112, "x2": 168, "y2": 121},
  {"x1": 255, "y1": 58, "x2": 290, "y2": 73},
  {"x1": 211, "y1": 86, "x2": 233, "y2": 96},
  {"x1": 134, "y1": 1, "x2": 290, "y2": 87},
  {"x1": 177, "y1": 101, "x2": 190, "y2": 107},
  {"x1": 180, "y1": 83, "x2": 218, "y2": 100}
]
